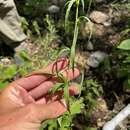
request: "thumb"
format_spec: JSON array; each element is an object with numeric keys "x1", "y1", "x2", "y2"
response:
[{"x1": 34, "y1": 100, "x2": 67, "y2": 122}]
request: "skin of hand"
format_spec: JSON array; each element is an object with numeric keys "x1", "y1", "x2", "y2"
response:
[{"x1": 0, "y1": 58, "x2": 80, "y2": 130}]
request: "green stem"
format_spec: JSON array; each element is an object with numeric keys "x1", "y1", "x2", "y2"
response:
[{"x1": 70, "y1": 0, "x2": 79, "y2": 69}]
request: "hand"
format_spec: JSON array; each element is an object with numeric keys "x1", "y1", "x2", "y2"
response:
[{"x1": 0, "y1": 58, "x2": 80, "y2": 130}]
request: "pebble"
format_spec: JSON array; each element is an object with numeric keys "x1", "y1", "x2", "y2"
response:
[
  {"x1": 103, "y1": 21, "x2": 111, "y2": 27},
  {"x1": 86, "y1": 41, "x2": 94, "y2": 51},
  {"x1": 87, "y1": 51, "x2": 107, "y2": 68},
  {"x1": 14, "y1": 54, "x2": 25, "y2": 66},
  {"x1": 48, "y1": 5, "x2": 60, "y2": 14},
  {"x1": 89, "y1": 11, "x2": 109, "y2": 24},
  {"x1": 50, "y1": 39, "x2": 62, "y2": 49},
  {"x1": 0, "y1": 58, "x2": 12, "y2": 67},
  {"x1": 81, "y1": 21, "x2": 94, "y2": 38},
  {"x1": 81, "y1": 22, "x2": 107, "y2": 37}
]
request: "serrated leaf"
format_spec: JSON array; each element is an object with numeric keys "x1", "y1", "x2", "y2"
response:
[
  {"x1": 70, "y1": 98, "x2": 84, "y2": 115},
  {"x1": 59, "y1": 115, "x2": 72, "y2": 129},
  {"x1": 32, "y1": 20, "x2": 40, "y2": 35},
  {"x1": 91, "y1": 87, "x2": 99, "y2": 97},
  {"x1": 117, "y1": 39, "x2": 130, "y2": 50}
]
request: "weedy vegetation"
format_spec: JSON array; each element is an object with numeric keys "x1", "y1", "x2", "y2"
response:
[{"x1": 1, "y1": 0, "x2": 130, "y2": 130}]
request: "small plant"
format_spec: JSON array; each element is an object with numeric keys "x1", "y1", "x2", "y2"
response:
[
  {"x1": 83, "y1": 79, "x2": 102, "y2": 110},
  {"x1": 0, "y1": 53, "x2": 33, "y2": 89},
  {"x1": 22, "y1": 13, "x2": 84, "y2": 130},
  {"x1": 41, "y1": 98, "x2": 84, "y2": 130},
  {"x1": 21, "y1": 17, "x2": 32, "y2": 37},
  {"x1": 116, "y1": 39, "x2": 130, "y2": 89},
  {"x1": 0, "y1": 63, "x2": 17, "y2": 89}
]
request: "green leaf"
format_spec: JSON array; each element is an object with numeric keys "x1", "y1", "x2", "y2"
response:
[
  {"x1": 123, "y1": 79, "x2": 130, "y2": 89},
  {"x1": 19, "y1": 51, "x2": 31, "y2": 61},
  {"x1": 128, "y1": 78, "x2": 130, "y2": 86},
  {"x1": 63, "y1": 83, "x2": 70, "y2": 106},
  {"x1": 4, "y1": 64, "x2": 17, "y2": 79},
  {"x1": 70, "y1": 98, "x2": 84, "y2": 115},
  {"x1": 57, "y1": 73, "x2": 68, "y2": 83},
  {"x1": 81, "y1": 0, "x2": 84, "y2": 12},
  {"x1": 0, "y1": 81, "x2": 9, "y2": 89},
  {"x1": 65, "y1": 0, "x2": 76, "y2": 31},
  {"x1": 58, "y1": 47, "x2": 70, "y2": 58},
  {"x1": 123, "y1": 56, "x2": 130, "y2": 63},
  {"x1": 51, "y1": 83, "x2": 64, "y2": 94},
  {"x1": 70, "y1": 22, "x2": 79, "y2": 69},
  {"x1": 32, "y1": 20, "x2": 40, "y2": 35},
  {"x1": 117, "y1": 39, "x2": 130, "y2": 50},
  {"x1": 91, "y1": 87, "x2": 100, "y2": 97},
  {"x1": 117, "y1": 68, "x2": 129, "y2": 78},
  {"x1": 58, "y1": 115, "x2": 72, "y2": 129}
]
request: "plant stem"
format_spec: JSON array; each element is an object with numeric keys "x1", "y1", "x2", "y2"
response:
[{"x1": 70, "y1": 0, "x2": 79, "y2": 69}]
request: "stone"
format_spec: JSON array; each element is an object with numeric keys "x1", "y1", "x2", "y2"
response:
[
  {"x1": 103, "y1": 21, "x2": 111, "y2": 27},
  {"x1": 90, "y1": 97, "x2": 108, "y2": 127},
  {"x1": 86, "y1": 41, "x2": 94, "y2": 51},
  {"x1": 48, "y1": 5, "x2": 60, "y2": 14},
  {"x1": 94, "y1": 24, "x2": 106, "y2": 36},
  {"x1": 14, "y1": 54, "x2": 25, "y2": 66},
  {"x1": 0, "y1": 58, "x2": 12, "y2": 67},
  {"x1": 108, "y1": 34, "x2": 121, "y2": 47},
  {"x1": 81, "y1": 21, "x2": 94, "y2": 38},
  {"x1": 75, "y1": 51, "x2": 90, "y2": 69},
  {"x1": 89, "y1": 11, "x2": 109, "y2": 24},
  {"x1": 81, "y1": 22, "x2": 107, "y2": 37},
  {"x1": 50, "y1": 39, "x2": 62, "y2": 49},
  {"x1": 87, "y1": 51, "x2": 107, "y2": 68}
]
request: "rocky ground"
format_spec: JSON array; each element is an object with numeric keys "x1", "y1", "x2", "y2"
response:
[{"x1": 1, "y1": 0, "x2": 130, "y2": 130}]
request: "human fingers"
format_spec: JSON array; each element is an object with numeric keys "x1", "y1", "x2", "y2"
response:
[
  {"x1": 30, "y1": 58, "x2": 69, "y2": 76},
  {"x1": 36, "y1": 86, "x2": 79, "y2": 104},
  {"x1": 51, "y1": 68, "x2": 80, "y2": 82},
  {"x1": 27, "y1": 100, "x2": 67, "y2": 122},
  {"x1": 28, "y1": 68, "x2": 80, "y2": 100},
  {"x1": 13, "y1": 58, "x2": 69, "y2": 90}
]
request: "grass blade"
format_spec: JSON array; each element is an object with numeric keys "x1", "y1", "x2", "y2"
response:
[
  {"x1": 51, "y1": 83, "x2": 64, "y2": 94},
  {"x1": 81, "y1": 0, "x2": 84, "y2": 12},
  {"x1": 65, "y1": 0, "x2": 76, "y2": 31}
]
